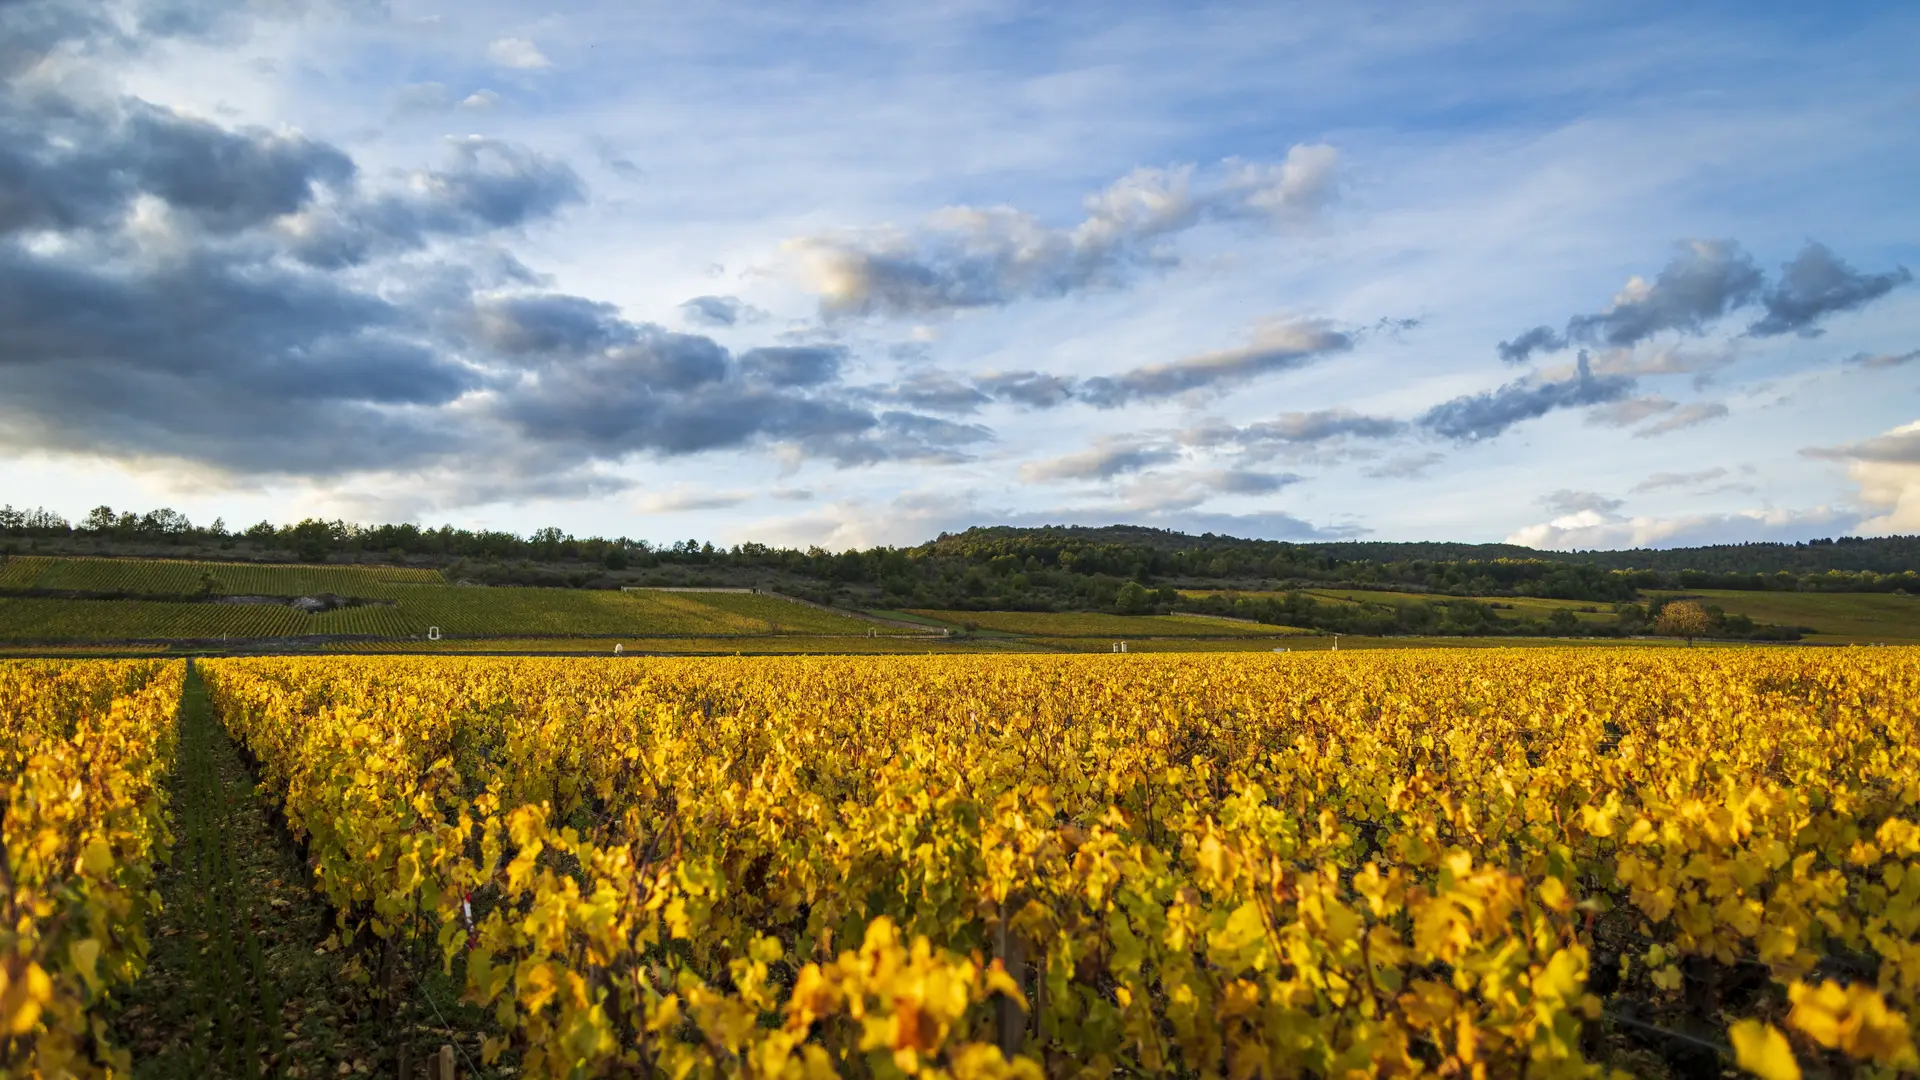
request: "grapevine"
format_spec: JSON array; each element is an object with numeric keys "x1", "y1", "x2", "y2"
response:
[{"x1": 195, "y1": 649, "x2": 1920, "y2": 1078}]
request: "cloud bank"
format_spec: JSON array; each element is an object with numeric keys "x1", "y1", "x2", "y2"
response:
[
  {"x1": 1498, "y1": 239, "x2": 1908, "y2": 361},
  {"x1": 786, "y1": 145, "x2": 1341, "y2": 318}
]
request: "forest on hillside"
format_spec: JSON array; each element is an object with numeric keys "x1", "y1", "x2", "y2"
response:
[{"x1": 2, "y1": 505, "x2": 1913, "y2": 638}]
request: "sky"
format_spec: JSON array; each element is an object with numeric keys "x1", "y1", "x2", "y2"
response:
[{"x1": 1, "y1": 0, "x2": 1916, "y2": 551}]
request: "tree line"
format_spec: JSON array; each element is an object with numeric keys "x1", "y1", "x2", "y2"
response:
[{"x1": 1, "y1": 504, "x2": 1911, "y2": 624}]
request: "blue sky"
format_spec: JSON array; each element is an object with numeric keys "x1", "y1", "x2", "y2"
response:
[{"x1": 1, "y1": 0, "x2": 1915, "y2": 549}]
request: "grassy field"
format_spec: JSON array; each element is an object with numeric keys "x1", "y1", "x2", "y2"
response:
[
  {"x1": 901, "y1": 609, "x2": 1306, "y2": 637},
  {"x1": 1652, "y1": 589, "x2": 1920, "y2": 644}
]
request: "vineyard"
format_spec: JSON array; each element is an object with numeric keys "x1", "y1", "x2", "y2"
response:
[
  {"x1": 900, "y1": 610, "x2": 1304, "y2": 637},
  {"x1": 1, "y1": 658, "x2": 184, "y2": 1076},
  {"x1": 10, "y1": 648, "x2": 1920, "y2": 1078},
  {"x1": 0, "y1": 555, "x2": 441, "y2": 597},
  {"x1": 0, "y1": 561, "x2": 890, "y2": 642}
]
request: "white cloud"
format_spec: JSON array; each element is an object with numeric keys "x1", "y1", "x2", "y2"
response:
[
  {"x1": 1844, "y1": 348, "x2": 1920, "y2": 370},
  {"x1": 1506, "y1": 505, "x2": 1850, "y2": 550},
  {"x1": 1633, "y1": 401, "x2": 1729, "y2": 437},
  {"x1": 1631, "y1": 467, "x2": 1728, "y2": 493},
  {"x1": 637, "y1": 488, "x2": 754, "y2": 513},
  {"x1": 1582, "y1": 395, "x2": 1727, "y2": 437},
  {"x1": 1804, "y1": 419, "x2": 1920, "y2": 534},
  {"x1": 1586, "y1": 395, "x2": 1676, "y2": 428},
  {"x1": 1362, "y1": 452, "x2": 1444, "y2": 479},
  {"x1": 487, "y1": 38, "x2": 551, "y2": 70},
  {"x1": 782, "y1": 146, "x2": 1341, "y2": 318},
  {"x1": 1018, "y1": 444, "x2": 1179, "y2": 483},
  {"x1": 1539, "y1": 489, "x2": 1622, "y2": 515}
]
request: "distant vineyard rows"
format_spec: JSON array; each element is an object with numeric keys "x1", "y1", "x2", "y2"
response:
[{"x1": 0, "y1": 561, "x2": 891, "y2": 641}]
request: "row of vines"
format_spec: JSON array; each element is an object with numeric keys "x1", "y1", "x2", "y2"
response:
[
  {"x1": 191, "y1": 649, "x2": 1919, "y2": 1078},
  {"x1": 1, "y1": 659, "x2": 185, "y2": 1076}
]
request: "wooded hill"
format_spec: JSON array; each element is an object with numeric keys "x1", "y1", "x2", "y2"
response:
[{"x1": 3, "y1": 507, "x2": 1915, "y2": 641}]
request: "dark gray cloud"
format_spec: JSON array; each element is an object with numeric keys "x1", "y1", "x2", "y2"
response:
[
  {"x1": 1749, "y1": 242, "x2": 1912, "y2": 338},
  {"x1": 285, "y1": 137, "x2": 584, "y2": 268},
  {"x1": 789, "y1": 145, "x2": 1340, "y2": 318},
  {"x1": 863, "y1": 370, "x2": 991, "y2": 414},
  {"x1": 1497, "y1": 325, "x2": 1566, "y2": 364},
  {"x1": 679, "y1": 294, "x2": 764, "y2": 328},
  {"x1": 738, "y1": 345, "x2": 846, "y2": 388},
  {"x1": 1566, "y1": 240, "x2": 1762, "y2": 348},
  {"x1": 0, "y1": 97, "x2": 355, "y2": 237},
  {"x1": 1497, "y1": 238, "x2": 1908, "y2": 362},
  {"x1": 0, "y1": 19, "x2": 996, "y2": 496},
  {"x1": 472, "y1": 294, "x2": 639, "y2": 357},
  {"x1": 1077, "y1": 320, "x2": 1351, "y2": 408},
  {"x1": 781, "y1": 412, "x2": 994, "y2": 468},
  {"x1": 1419, "y1": 353, "x2": 1635, "y2": 441},
  {"x1": 0, "y1": 3, "x2": 103, "y2": 76},
  {"x1": 972, "y1": 370, "x2": 1077, "y2": 409},
  {"x1": 0, "y1": 247, "x2": 473, "y2": 405}
]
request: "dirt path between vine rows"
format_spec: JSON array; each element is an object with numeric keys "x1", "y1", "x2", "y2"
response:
[{"x1": 111, "y1": 664, "x2": 500, "y2": 1080}]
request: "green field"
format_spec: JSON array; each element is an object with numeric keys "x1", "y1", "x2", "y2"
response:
[
  {"x1": 900, "y1": 609, "x2": 1306, "y2": 637},
  {"x1": 1651, "y1": 589, "x2": 1920, "y2": 644}
]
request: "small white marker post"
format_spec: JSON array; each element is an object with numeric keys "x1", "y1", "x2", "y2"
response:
[
  {"x1": 1332, "y1": 634, "x2": 1339, "y2": 652},
  {"x1": 614, "y1": 643, "x2": 623, "y2": 654},
  {"x1": 427, "y1": 625, "x2": 441, "y2": 641}
]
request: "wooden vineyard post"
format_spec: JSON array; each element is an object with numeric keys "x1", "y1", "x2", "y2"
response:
[
  {"x1": 994, "y1": 905, "x2": 1028, "y2": 1057},
  {"x1": 425, "y1": 1044, "x2": 455, "y2": 1080}
]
